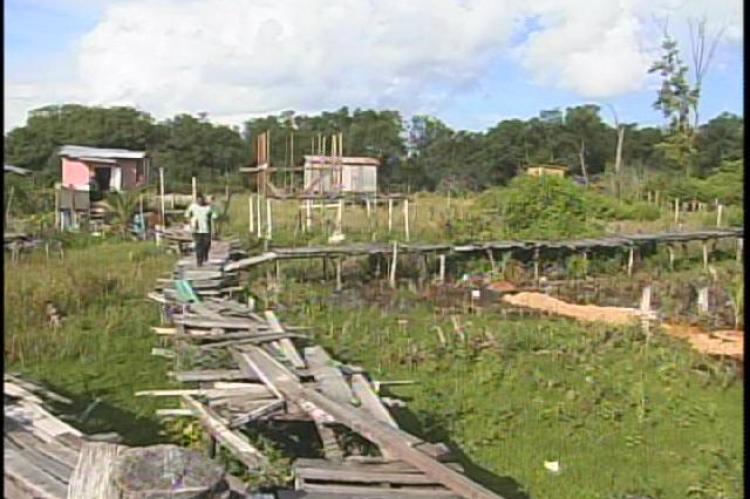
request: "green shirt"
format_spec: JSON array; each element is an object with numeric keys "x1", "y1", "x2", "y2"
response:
[{"x1": 184, "y1": 203, "x2": 217, "y2": 234}]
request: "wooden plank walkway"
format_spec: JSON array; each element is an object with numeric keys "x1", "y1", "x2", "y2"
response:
[
  {"x1": 224, "y1": 228, "x2": 743, "y2": 271},
  {"x1": 149, "y1": 238, "x2": 505, "y2": 498},
  {"x1": 4, "y1": 375, "x2": 85, "y2": 499}
]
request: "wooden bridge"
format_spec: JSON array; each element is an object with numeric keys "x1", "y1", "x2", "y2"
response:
[{"x1": 147, "y1": 239, "x2": 504, "y2": 498}]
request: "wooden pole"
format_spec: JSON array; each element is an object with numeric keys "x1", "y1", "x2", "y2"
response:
[
  {"x1": 158, "y1": 167, "x2": 165, "y2": 246},
  {"x1": 192, "y1": 177, "x2": 197, "y2": 202},
  {"x1": 627, "y1": 247, "x2": 634, "y2": 277},
  {"x1": 716, "y1": 204, "x2": 723, "y2": 227},
  {"x1": 139, "y1": 194, "x2": 144, "y2": 240},
  {"x1": 737, "y1": 238, "x2": 743, "y2": 262},
  {"x1": 674, "y1": 197, "x2": 679, "y2": 225},
  {"x1": 389, "y1": 241, "x2": 398, "y2": 289},
  {"x1": 533, "y1": 248, "x2": 540, "y2": 284},
  {"x1": 403, "y1": 198, "x2": 410, "y2": 241},
  {"x1": 336, "y1": 199, "x2": 343, "y2": 233},
  {"x1": 248, "y1": 195, "x2": 254, "y2": 233},
  {"x1": 438, "y1": 254, "x2": 446, "y2": 283},
  {"x1": 667, "y1": 244, "x2": 675, "y2": 271},
  {"x1": 306, "y1": 199, "x2": 312, "y2": 231},
  {"x1": 336, "y1": 258, "x2": 342, "y2": 292},
  {"x1": 388, "y1": 199, "x2": 393, "y2": 233},
  {"x1": 697, "y1": 286, "x2": 709, "y2": 314},
  {"x1": 266, "y1": 198, "x2": 273, "y2": 240},
  {"x1": 702, "y1": 241, "x2": 709, "y2": 270},
  {"x1": 53, "y1": 188, "x2": 60, "y2": 230},
  {"x1": 256, "y1": 193, "x2": 262, "y2": 238},
  {"x1": 640, "y1": 285, "x2": 652, "y2": 337}
]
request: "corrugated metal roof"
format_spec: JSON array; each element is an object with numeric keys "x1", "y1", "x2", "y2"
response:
[
  {"x1": 4, "y1": 164, "x2": 31, "y2": 175},
  {"x1": 59, "y1": 145, "x2": 147, "y2": 159}
]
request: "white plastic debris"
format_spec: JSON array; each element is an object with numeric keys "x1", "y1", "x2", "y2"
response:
[{"x1": 544, "y1": 460, "x2": 561, "y2": 473}]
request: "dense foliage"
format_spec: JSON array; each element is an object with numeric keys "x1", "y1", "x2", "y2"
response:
[{"x1": 4, "y1": 103, "x2": 743, "y2": 194}]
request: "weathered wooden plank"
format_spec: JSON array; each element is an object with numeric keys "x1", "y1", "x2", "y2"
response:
[
  {"x1": 169, "y1": 369, "x2": 251, "y2": 382},
  {"x1": 5, "y1": 447, "x2": 69, "y2": 499},
  {"x1": 228, "y1": 399, "x2": 286, "y2": 429},
  {"x1": 305, "y1": 346, "x2": 355, "y2": 405},
  {"x1": 266, "y1": 311, "x2": 307, "y2": 369},
  {"x1": 238, "y1": 347, "x2": 501, "y2": 499},
  {"x1": 66, "y1": 442, "x2": 124, "y2": 499},
  {"x1": 181, "y1": 395, "x2": 266, "y2": 469},
  {"x1": 350, "y1": 374, "x2": 398, "y2": 428},
  {"x1": 296, "y1": 466, "x2": 441, "y2": 485},
  {"x1": 298, "y1": 482, "x2": 460, "y2": 497},
  {"x1": 298, "y1": 457, "x2": 464, "y2": 474}
]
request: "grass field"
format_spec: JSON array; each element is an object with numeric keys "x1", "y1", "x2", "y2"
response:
[
  {"x1": 4, "y1": 239, "x2": 178, "y2": 444},
  {"x1": 274, "y1": 280, "x2": 743, "y2": 499},
  {"x1": 3, "y1": 190, "x2": 743, "y2": 497}
]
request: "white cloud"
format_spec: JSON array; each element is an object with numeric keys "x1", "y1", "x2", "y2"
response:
[{"x1": 4, "y1": 0, "x2": 742, "y2": 132}]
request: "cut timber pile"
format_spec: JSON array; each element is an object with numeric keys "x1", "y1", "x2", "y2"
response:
[{"x1": 147, "y1": 239, "x2": 503, "y2": 499}]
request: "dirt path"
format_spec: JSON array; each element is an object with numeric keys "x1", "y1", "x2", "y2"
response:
[{"x1": 501, "y1": 291, "x2": 743, "y2": 362}]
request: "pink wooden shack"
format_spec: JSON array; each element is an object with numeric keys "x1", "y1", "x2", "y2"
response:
[
  {"x1": 59, "y1": 145, "x2": 150, "y2": 192},
  {"x1": 56, "y1": 145, "x2": 151, "y2": 230}
]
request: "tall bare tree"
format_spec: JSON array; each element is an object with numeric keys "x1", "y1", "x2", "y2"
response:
[{"x1": 688, "y1": 17, "x2": 725, "y2": 129}]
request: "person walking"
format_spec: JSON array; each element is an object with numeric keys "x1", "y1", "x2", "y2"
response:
[{"x1": 184, "y1": 193, "x2": 217, "y2": 266}]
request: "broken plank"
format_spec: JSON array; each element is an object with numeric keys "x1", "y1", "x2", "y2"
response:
[
  {"x1": 181, "y1": 395, "x2": 266, "y2": 469},
  {"x1": 296, "y1": 466, "x2": 441, "y2": 485},
  {"x1": 297, "y1": 482, "x2": 459, "y2": 497},
  {"x1": 239, "y1": 347, "x2": 501, "y2": 499},
  {"x1": 228, "y1": 399, "x2": 286, "y2": 429},
  {"x1": 169, "y1": 369, "x2": 250, "y2": 382},
  {"x1": 305, "y1": 346, "x2": 355, "y2": 405},
  {"x1": 265, "y1": 310, "x2": 306, "y2": 369}
]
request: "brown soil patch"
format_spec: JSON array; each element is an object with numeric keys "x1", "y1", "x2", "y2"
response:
[
  {"x1": 662, "y1": 324, "x2": 744, "y2": 361},
  {"x1": 501, "y1": 292, "x2": 640, "y2": 325},
  {"x1": 502, "y1": 292, "x2": 743, "y2": 362}
]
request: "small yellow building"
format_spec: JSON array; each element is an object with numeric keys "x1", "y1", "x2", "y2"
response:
[{"x1": 525, "y1": 164, "x2": 568, "y2": 178}]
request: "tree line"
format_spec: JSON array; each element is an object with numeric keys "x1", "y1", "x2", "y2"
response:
[{"x1": 4, "y1": 102, "x2": 742, "y2": 193}]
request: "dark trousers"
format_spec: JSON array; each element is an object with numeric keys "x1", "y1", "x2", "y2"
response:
[{"x1": 194, "y1": 233, "x2": 211, "y2": 266}]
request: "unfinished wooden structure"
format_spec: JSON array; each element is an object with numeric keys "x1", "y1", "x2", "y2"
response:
[
  {"x1": 147, "y1": 240, "x2": 502, "y2": 498},
  {"x1": 241, "y1": 131, "x2": 413, "y2": 242}
]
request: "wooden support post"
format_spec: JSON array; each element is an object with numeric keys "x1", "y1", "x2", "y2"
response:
[
  {"x1": 674, "y1": 197, "x2": 680, "y2": 224},
  {"x1": 640, "y1": 285, "x2": 652, "y2": 337},
  {"x1": 336, "y1": 199, "x2": 343, "y2": 234},
  {"x1": 716, "y1": 204, "x2": 723, "y2": 227},
  {"x1": 486, "y1": 249, "x2": 496, "y2": 276},
  {"x1": 192, "y1": 177, "x2": 197, "y2": 202},
  {"x1": 667, "y1": 244, "x2": 675, "y2": 271},
  {"x1": 737, "y1": 238, "x2": 743, "y2": 262},
  {"x1": 389, "y1": 241, "x2": 398, "y2": 289},
  {"x1": 627, "y1": 246, "x2": 634, "y2": 277},
  {"x1": 403, "y1": 198, "x2": 410, "y2": 241},
  {"x1": 53, "y1": 188, "x2": 59, "y2": 230},
  {"x1": 256, "y1": 193, "x2": 262, "y2": 238},
  {"x1": 335, "y1": 258, "x2": 342, "y2": 292},
  {"x1": 533, "y1": 248, "x2": 540, "y2": 284},
  {"x1": 365, "y1": 198, "x2": 371, "y2": 219},
  {"x1": 697, "y1": 286, "x2": 709, "y2": 314},
  {"x1": 438, "y1": 254, "x2": 446, "y2": 283},
  {"x1": 157, "y1": 167, "x2": 165, "y2": 246},
  {"x1": 248, "y1": 195, "x2": 254, "y2": 233},
  {"x1": 306, "y1": 200, "x2": 312, "y2": 231},
  {"x1": 388, "y1": 198, "x2": 393, "y2": 233},
  {"x1": 655, "y1": 190, "x2": 660, "y2": 206},
  {"x1": 266, "y1": 198, "x2": 273, "y2": 240},
  {"x1": 702, "y1": 241, "x2": 709, "y2": 270}
]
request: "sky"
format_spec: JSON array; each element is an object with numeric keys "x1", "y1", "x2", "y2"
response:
[{"x1": 4, "y1": 0, "x2": 744, "y2": 134}]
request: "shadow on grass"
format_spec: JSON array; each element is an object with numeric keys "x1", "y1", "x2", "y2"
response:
[
  {"x1": 392, "y1": 405, "x2": 529, "y2": 499},
  {"x1": 37, "y1": 383, "x2": 169, "y2": 446}
]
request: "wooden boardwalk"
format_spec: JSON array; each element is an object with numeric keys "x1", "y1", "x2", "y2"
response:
[
  {"x1": 4, "y1": 375, "x2": 86, "y2": 498},
  {"x1": 148, "y1": 240, "x2": 503, "y2": 498},
  {"x1": 224, "y1": 228, "x2": 743, "y2": 271}
]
